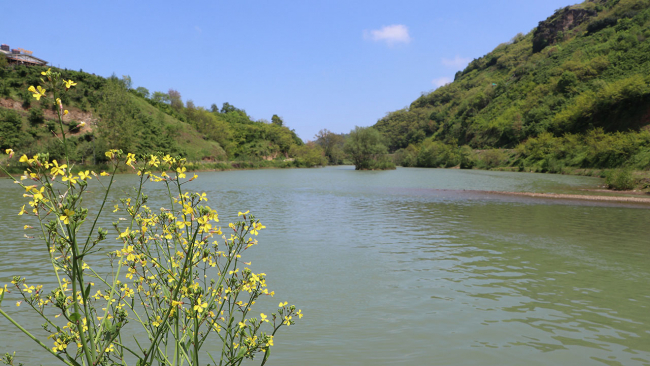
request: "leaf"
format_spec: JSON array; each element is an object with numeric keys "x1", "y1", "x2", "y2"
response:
[
  {"x1": 84, "y1": 283, "x2": 91, "y2": 300},
  {"x1": 69, "y1": 312, "x2": 81, "y2": 322}
]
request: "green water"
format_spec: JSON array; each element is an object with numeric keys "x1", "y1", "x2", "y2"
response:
[{"x1": 1, "y1": 167, "x2": 649, "y2": 365}]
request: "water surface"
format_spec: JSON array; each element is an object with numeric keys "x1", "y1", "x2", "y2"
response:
[{"x1": 1, "y1": 167, "x2": 649, "y2": 366}]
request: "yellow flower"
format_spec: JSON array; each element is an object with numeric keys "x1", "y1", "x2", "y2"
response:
[
  {"x1": 260, "y1": 313, "x2": 269, "y2": 323},
  {"x1": 152, "y1": 316, "x2": 162, "y2": 327},
  {"x1": 18, "y1": 205, "x2": 27, "y2": 216},
  {"x1": 63, "y1": 79, "x2": 77, "y2": 89},
  {"x1": 176, "y1": 166, "x2": 186, "y2": 179},
  {"x1": 149, "y1": 155, "x2": 160, "y2": 167},
  {"x1": 126, "y1": 153, "x2": 136, "y2": 167},
  {"x1": 119, "y1": 228, "x2": 130, "y2": 239},
  {"x1": 78, "y1": 170, "x2": 92, "y2": 180},
  {"x1": 19, "y1": 154, "x2": 30, "y2": 164},
  {"x1": 5, "y1": 148, "x2": 14, "y2": 158},
  {"x1": 50, "y1": 160, "x2": 67, "y2": 177},
  {"x1": 62, "y1": 174, "x2": 78, "y2": 185},
  {"x1": 22, "y1": 284, "x2": 35, "y2": 293},
  {"x1": 41, "y1": 68, "x2": 51, "y2": 76},
  {"x1": 193, "y1": 298, "x2": 208, "y2": 313},
  {"x1": 296, "y1": 309, "x2": 303, "y2": 319},
  {"x1": 238, "y1": 210, "x2": 250, "y2": 217},
  {"x1": 100, "y1": 171, "x2": 110, "y2": 176},
  {"x1": 28, "y1": 85, "x2": 47, "y2": 100},
  {"x1": 60, "y1": 209, "x2": 74, "y2": 225},
  {"x1": 283, "y1": 315, "x2": 292, "y2": 326},
  {"x1": 63, "y1": 110, "x2": 69, "y2": 115},
  {"x1": 279, "y1": 301, "x2": 288, "y2": 307}
]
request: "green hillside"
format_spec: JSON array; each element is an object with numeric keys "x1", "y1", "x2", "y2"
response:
[
  {"x1": 0, "y1": 63, "x2": 318, "y2": 168},
  {"x1": 376, "y1": 0, "x2": 650, "y2": 171}
]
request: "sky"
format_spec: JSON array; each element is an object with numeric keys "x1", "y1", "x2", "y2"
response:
[{"x1": 2, "y1": 0, "x2": 577, "y2": 141}]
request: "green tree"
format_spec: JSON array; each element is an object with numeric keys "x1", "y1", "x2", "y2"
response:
[
  {"x1": 135, "y1": 86, "x2": 150, "y2": 98},
  {"x1": 314, "y1": 129, "x2": 345, "y2": 164},
  {"x1": 344, "y1": 126, "x2": 389, "y2": 170},
  {"x1": 271, "y1": 114, "x2": 283, "y2": 126},
  {"x1": 0, "y1": 53, "x2": 7, "y2": 68}
]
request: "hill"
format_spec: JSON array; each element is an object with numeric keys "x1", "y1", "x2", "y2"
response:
[
  {"x1": 375, "y1": 0, "x2": 650, "y2": 171},
  {"x1": 0, "y1": 63, "x2": 319, "y2": 168}
]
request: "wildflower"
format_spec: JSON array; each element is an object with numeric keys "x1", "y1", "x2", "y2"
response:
[
  {"x1": 126, "y1": 153, "x2": 136, "y2": 167},
  {"x1": 60, "y1": 209, "x2": 74, "y2": 225},
  {"x1": 18, "y1": 205, "x2": 27, "y2": 215},
  {"x1": 119, "y1": 228, "x2": 130, "y2": 239},
  {"x1": 296, "y1": 309, "x2": 303, "y2": 319},
  {"x1": 22, "y1": 284, "x2": 35, "y2": 293},
  {"x1": 100, "y1": 171, "x2": 110, "y2": 176},
  {"x1": 260, "y1": 313, "x2": 269, "y2": 323},
  {"x1": 266, "y1": 335, "x2": 274, "y2": 347},
  {"x1": 28, "y1": 85, "x2": 46, "y2": 100},
  {"x1": 41, "y1": 68, "x2": 51, "y2": 76},
  {"x1": 149, "y1": 155, "x2": 160, "y2": 167},
  {"x1": 63, "y1": 79, "x2": 77, "y2": 89},
  {"x1": 279, "y1": 301, "x2": 288, "y2": 307},
  {"x1": 78, "y1": 171, "x2": 92, "y2": 180},
  {"x1": 19, "y1": 155, "x2": 30, "y2": 164},
  {"x1": 5, "y1": 149, "x2": 14, "y2": 158},
  {"x1": 283, "y1": 315, "x2": 292, "y2": 326},
  {"x1": 193, "y1": 298, "x2": 208, "y2": 313},
  {"x1": 52, "y1": 338, "x2": 67, "y2": 352},
  {"x1": 152, "y1": 316, "x2": 162, "y2": 327},
  {"x1": 176, "y1": 166, "x2": 187, "y2": 179},
  {"x1": 50, "y1": 160, "x2": 67, "y2": 177},
  {"x1": 238, "y1": 210, "x2": 250, "y2": 217},
  {"x1": 62, "y1": 174, "x2": 78, "y2": 185}
]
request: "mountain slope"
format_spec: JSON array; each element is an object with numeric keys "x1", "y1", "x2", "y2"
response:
[{"x1": 375, "y1": 0, "x2": 650, "y2": 152}]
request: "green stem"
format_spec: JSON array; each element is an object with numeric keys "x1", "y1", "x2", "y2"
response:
[{"x1": 0, "y1": 308, "x2": 75, "y2": 366}]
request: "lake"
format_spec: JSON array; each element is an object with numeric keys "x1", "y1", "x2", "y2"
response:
[{"x1": 1, "y1": 166, "x2": 649, "y2": 366}]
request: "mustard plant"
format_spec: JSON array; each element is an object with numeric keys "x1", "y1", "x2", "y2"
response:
[{"x1": 0, "y1": 69, "x2": 301, "y2": 366}]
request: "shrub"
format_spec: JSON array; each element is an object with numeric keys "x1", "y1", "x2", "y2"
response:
[{"x1": 605, "y1": 168, "x2": 636, "y2": 190}]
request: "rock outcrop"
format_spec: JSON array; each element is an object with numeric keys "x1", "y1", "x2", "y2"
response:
[{"x1": 532, "y1": 7, "x2": 597, "y2": 53}]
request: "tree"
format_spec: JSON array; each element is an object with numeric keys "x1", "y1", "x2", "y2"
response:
[
  {"x1": 271, "y1": 114, "x2": 283, "y2": 126},
  {"x1": 168, "y1": 89, "x2": 183, "y2": 110},
  {"x1": 135, "y1": 86, "x2": 150, "y2": 99},
  {"x1": 344, "y1": 126, "x2": 389, "y2": 170},
  {"x1": 0, "y1": 53, "x2": 7, "y2": 68},
  {"x1": 152, "y1": 91, "x2": 170, "y2": 104},
  {"x1": 221, "y1": 102, "x2": 237, "y2": 114},
  {"x1": 314, "y1": 129, "x2": 345, "y2": 164}
]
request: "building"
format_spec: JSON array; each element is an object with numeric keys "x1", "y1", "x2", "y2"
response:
[{"x1": 1, "y1": 44, "x2": 48, "y2": 66}]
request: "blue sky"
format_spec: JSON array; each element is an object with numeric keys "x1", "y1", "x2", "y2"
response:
[{"x1": 2, "y1": 0, "x2": 576, "y2": 141}]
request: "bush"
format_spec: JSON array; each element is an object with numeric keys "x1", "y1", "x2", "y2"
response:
[
  {"x1": 28, "y1": 107, "x2": 45, "y2": 126},
  {"x1": 605, "y1": 168, "x2": 636, "y2": 190}
]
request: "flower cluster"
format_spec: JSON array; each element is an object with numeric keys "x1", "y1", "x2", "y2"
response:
[{"x1": 0, "y1": 70, "x2": 301, "y2": 366}]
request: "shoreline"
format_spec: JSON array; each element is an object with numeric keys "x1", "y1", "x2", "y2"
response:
[{"x1": 483, "y1": 190, "x2": 650, "y2": 204}]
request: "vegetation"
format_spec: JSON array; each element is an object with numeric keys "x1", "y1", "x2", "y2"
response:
[
  {"x1": 0, "y1": 65, "x2": 308, "y2": 168},
  {"x1": 0, "y1": 68, "x2": 301, "y2": 366},
  {"x1": 376, "y1": 0, "x2": 650, "y2": 177},
  {"x1": 344, "y1": 126, "x2": 395, "y2": 170}
]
